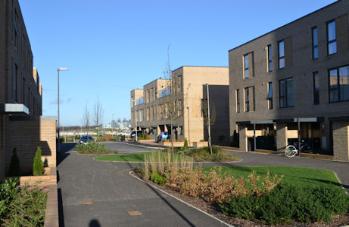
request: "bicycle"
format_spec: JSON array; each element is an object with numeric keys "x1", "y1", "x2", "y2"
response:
[{"x1": 284, "y1": 145, "x2": 298, "y2": 158}]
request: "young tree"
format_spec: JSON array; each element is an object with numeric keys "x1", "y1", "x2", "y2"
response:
[
  {"x1": 94, "y1": 99, "x2": 104, "y2": 136},
  {"x1": 202, "y1": 85, "x2": 216, "y2": 155},
  {"x1": 163, "y1": 45, "x2": 184, "y2": 151},
  {"x1": 82, "y1": 104, "x2": 90, "y2": 135}
]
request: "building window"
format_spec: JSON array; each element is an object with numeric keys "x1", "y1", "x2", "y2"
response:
[
  {"x1": 313, "y1": 72, "x2": 320, "y2": 105},
  {"x1": 267, "y1": 82, "x2": 273, "y2": 109},
  {"x1": 327, "y1": 20, "x2": 337, "y2": 55},
  {"x1": 329, "y1": 65, "x2": 349, "y2": 103},
  {"x1": 236, "y1": 89, "x2": 240, "y2": 113},
  {"x1": 312, "y1": 27, "x2": 319, "y2": 60},
  {"x1": 278, "y1": 40, "x2": 285, "y2": 69},
  {"x1": 244, "y1": 87, "x2": 255, "y2": 112},
  {"x1": 279, "y1": 78, "x2": 294, "y2": 108},
  {"x1": 244, "y1": 87, "x2": 250, "y2": 112},
  {"x1": 267, "y1": 44, "x2": 273, "y2": 72},
  {"x1": 243, "y1": 54, "x2": 249, "y2": 79}
]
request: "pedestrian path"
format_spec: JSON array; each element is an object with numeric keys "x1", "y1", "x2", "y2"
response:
[{"x1": 58, "y1": 148, "x2": 227, "y2": 227}]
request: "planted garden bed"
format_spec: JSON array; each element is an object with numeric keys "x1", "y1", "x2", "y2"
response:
[
  {"x1": 0, "y1": 178, "x2": 47, "y2": 227},
  {"x1": 76, "y1": 143, "x2": 111, "y2": 154},
  {"x1": 134, "y1": 151, "x2": 349, "y2": 226}
]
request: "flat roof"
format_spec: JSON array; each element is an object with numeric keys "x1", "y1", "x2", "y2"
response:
[
  {"x1": 228, "y1": 0, "x2": 339, "y2": 52},
  {"x1": 172, "y1": 65, "x2": 228, "y2": 72}
]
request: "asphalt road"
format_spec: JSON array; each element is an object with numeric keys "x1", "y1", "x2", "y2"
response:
[{"x1": 57, "y1": 143, "x2": 227, "y2": 227}]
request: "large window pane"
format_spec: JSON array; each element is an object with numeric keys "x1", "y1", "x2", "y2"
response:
[
  {"x1": 278, "y1": 41, "x2": 285, "y2": 57},
  {"x1": 279, "y1": 58, "x2": 285, "y2": 69},
  {"x1": 329, "y1": 69, "x2": 339, "y2": 102},
  {"x1": 245, "y1": 87, "x2": 250, "y2": 112},
  {"x1": 313, "y1": 72, "x2": 320, "y2": 105},
  {"x1": 328, "y1": 21, "x2": 336, "y2": 41},
  {"x1": 339, "y1": 66, "x2": 349, "y2": 101},
  {"x1": 267, "y1": 82, "x2": 273, "y2": 109},
  {"x1": 279, "y1": 80, "x2": 286, "y2": 108},
  {"x1": 236, "y1": 89, "x2": 240, "y2": 113},
  {"x1": 243, "y1": 54, "x2": 249, "y2": 79},
  {"x1": 328, "y1": 42, "x2": 337, "y2": 55},
  {"x1": 327, "y1": 20, "x2": 337, "y2": 55},
  {"x1": 286, "y1": 78, "x2": 294, "y2": 107},
  {"x1": 278, "y1": 40, "x2": 285, "y2": 69},
  {"x1": 312, "y1": 27, "x2": 319, "y2": 60},
  {"x1": 267, "y1": 45, "x2": 273, "y2": 72},
  {"x1": 312, "y1": 27, "x2": 318, "y2": 45},
  {"x1": 279, "y1": 78, "x2": 293, "y2": 108}
]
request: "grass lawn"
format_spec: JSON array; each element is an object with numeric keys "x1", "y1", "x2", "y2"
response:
[
  {"x1": 96, "y1": 152, "x2": 147, "y2": 162},
  {"x1": 207, "y1": 165, "x2": 342, "y2": 189}
]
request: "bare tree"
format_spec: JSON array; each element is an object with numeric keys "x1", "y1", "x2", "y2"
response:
[
  {"x1": 94, "y1": 99, "x2": 104, "y2": 136},
  {"x1": 82, "y1": 104, "x2": 90, "y2": 135}
]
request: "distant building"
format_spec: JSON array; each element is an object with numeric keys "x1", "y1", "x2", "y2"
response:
[
  {"x1": 0, "y1": 0, "x2": 56, "y2": 179},
  {"x1": 131, "y1": 66, "x2": 230, "y2": 145},
  {"x1": 229, "y1": 0, "x2": 349, "y2": 161}
]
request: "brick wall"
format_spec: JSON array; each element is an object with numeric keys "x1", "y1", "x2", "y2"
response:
[
  {"x1": 40, "y1": 118, "x2": 56, "y2": 168},
  {"x1": 333, "y1": 121, "x2": 349, "y2": 161},
  {"x1": 6, "y1": 117, "x2": 56, "y2": 175}
]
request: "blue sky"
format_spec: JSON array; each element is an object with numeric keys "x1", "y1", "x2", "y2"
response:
[{"x1": 19, "y1": 0, "x2": 335, "y2": 126}]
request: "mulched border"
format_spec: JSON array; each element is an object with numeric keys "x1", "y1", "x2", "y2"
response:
[{"x1": 130, "y1": 170, "x2": 349, "y2": 227}]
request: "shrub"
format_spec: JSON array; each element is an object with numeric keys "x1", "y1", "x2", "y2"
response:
[
  {"x1": 8, "y1": 148, "x2": 20, "y2": 177},
  {"x1": 33, "y1": 147, "x2": 44, "y2": 176},
  {"x1": 183, "y1": 139, "x2": 189, "y2": 149},
  {"x1": 3, "y1": 187, "x2": 47, "y2": 227},
  {"x1": 75, "y1": 143, "x2": 110, "y2": 154},
  {"x1": 97, "y1": 134, "x2": 113, "y2": 142},
  {"x1": 219, "y1": 184, "x2": 349, "y2": 225},
  {"x1": 0, "y1": 178, "x2": 46, "y2": 227},
  {"x1": 150, "y1": 172, "x2": 167, "y2": 186},
  {"x1": 184, "y1": 147, "x2": 237, "y2": 162}
]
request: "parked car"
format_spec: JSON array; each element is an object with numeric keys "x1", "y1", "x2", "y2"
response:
[
  {"x1": 130, "y1": 130, "x2": 143, "y2": 138},
  {"x1": 79, "y1": 135, "x2": 94, "y2": 144},
  {"x1": 156, "y1": 132, "x2": 170, "y2": 143}
]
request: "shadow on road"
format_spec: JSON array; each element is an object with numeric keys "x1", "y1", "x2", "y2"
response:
[
  {"x1": 57, "y1": 143, "x2": 76, "y2": 227},
  {"x1": 57, "y1": 143, "x2": 76, "y2": 166},
  {"x1": 89, "y1": 219, "x2": 101, "y2": 227},
  {"x1": 58, "y1": 188, "x2": 65, "y2": 227}
]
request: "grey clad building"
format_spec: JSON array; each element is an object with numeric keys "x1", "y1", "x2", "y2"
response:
[{"x1": 229, "y1": 0, "x2": 349, "y2": 161}]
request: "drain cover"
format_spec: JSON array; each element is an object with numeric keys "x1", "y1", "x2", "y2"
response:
[
  {"x1": 128, "y1": 210, "x2": 143, "y2": 216},
  {"x1": 80, "y1": 199, "x2": 94, "y2": 205}
]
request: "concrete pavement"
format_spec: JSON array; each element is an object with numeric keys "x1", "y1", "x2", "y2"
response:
[{"x1": 57, "y1": 143, "x2": 227, "y2": 227}]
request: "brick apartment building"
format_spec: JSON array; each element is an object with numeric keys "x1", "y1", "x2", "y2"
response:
[
  {"x1": 0, "y1": 0, "x2": 56, "y2": 179},
  {"x1": 229, "y1": 0, "x2": 349, "y2": 161},
  {"x1": 131, "y1": 66, "x2": 230, "y2": 146}
]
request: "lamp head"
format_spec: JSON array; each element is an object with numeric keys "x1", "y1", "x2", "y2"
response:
[{"x1": 57, "y1": 67, "x2": 69, "y2": 72}]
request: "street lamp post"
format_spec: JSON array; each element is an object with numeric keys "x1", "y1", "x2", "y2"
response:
[{"x1": 57, "y1": 67, "x2": 68, "y2": 153}]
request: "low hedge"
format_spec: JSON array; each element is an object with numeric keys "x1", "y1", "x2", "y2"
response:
[
  {"x1": 75, "y1": 143, "x2": 110, "y2": 154},
  {"x1": 219, "y1": 184, "x2": 349, "y2": 224},
  {"x1": 0, "y1": 178, "x2": 47, "y2": 226}
]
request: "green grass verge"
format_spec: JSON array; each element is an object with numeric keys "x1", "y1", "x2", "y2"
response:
[
  {"x1": 96, "y1": 152, "x2": 147, "y2": 162},
  {"x1": 207, "y1": 165, "x2": 341, "y2": 189}
]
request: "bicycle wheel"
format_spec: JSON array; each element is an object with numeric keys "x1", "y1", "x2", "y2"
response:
[{"x1": 285, "y1": 145, "x2": 297, "y2": 158}]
